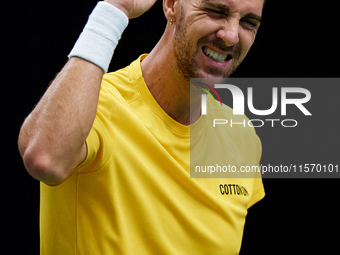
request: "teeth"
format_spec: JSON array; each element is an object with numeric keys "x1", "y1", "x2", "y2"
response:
[{"x1": 203, "y1": 47, "x2": 228, "y2": 62}]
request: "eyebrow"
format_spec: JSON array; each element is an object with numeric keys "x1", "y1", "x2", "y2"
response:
[
  {"x1": 202, "y1": 1, "x2": 231, "y2": 14},
  {"x1": 201, "y1": 0, "x2": 262, "y2": 23}
]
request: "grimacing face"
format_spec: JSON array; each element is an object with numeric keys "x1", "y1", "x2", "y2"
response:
[{"x1": 173, "y1": 0, "x2": 264, "y2": 80}]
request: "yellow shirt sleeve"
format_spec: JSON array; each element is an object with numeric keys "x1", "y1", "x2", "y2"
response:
[{"x1": 77, "y1": 81, "x2": 118, "y2": 173}]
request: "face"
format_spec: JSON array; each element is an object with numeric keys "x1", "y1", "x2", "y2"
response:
[{"x1": 173, "y1": 0, "x2": 264, "y2": 79}]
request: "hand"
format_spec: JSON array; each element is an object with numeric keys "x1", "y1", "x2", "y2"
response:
[{"x1": 104, "y1": 0, "x2": 158, "y2": 19}]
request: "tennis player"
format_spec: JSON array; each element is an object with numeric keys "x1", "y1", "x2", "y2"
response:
[{"x1": 19, "y1": 0, "x2": 265, "y2": 253}]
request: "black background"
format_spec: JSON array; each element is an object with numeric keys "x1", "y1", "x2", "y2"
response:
[{"x1": 3, "y1": 0, "x2": 339, "y2": 254}]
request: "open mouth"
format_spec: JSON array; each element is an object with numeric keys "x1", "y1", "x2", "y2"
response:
[{"x1": 202, "y1": 46, "x2": 232, "y2": 62}]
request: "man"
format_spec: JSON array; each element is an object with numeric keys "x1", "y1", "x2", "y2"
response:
[{"x1": 18, "y1": 0, "x2": 265, "y2": 254}]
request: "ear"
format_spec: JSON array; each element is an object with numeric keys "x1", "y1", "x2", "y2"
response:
[{"x1": 163, "y1": 0, "x2": 179, "y2": 23}]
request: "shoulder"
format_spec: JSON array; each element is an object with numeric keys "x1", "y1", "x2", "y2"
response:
[{"x1": 101, "y1": 55, "x2": 146, "y2": 103}]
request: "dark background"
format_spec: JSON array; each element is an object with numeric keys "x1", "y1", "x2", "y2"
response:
[{"x1": 4, "y1": 0, "x2": 339, "y2": 254}]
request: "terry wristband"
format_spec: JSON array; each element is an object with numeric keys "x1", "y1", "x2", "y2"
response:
[{"x1": 68, "y1": 1, "x2": 129, "y2": 72}]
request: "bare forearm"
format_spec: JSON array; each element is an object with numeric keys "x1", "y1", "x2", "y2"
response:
[
  {"x1": 18, "y1": 57, "x2": 103, "y2": 185},
  {"x1": 19, "y1": 0, "x2": 157, "y2": 185}
]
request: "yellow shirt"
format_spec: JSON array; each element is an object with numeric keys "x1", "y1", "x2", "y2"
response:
[{"x1": 40, "y1": 55, "x2": 264, "y2": 254}]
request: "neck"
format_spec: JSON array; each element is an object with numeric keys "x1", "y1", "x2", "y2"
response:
[{"x1": 141, "y1": 28, "x2": 201, "y2": 126}]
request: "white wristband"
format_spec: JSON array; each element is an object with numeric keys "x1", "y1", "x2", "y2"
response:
[{"x1": 68, "y1": 1, "x2": 129, "y2": 72}]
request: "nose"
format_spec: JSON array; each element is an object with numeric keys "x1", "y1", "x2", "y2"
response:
[{"x1": 216, "y1": 19, "x2": 240, "y2": 47}]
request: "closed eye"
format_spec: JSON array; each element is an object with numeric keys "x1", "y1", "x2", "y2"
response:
[
  {"x1": 241, "y1": 19, "x2": 256, "y2": 26},
  {"x1": 240, "y1": 19, "x2": 260, "y2": 30},
  {"x1": 205, "y1": 8, "x2": 227, "y2": 17},
  {"x1": 241, "y1": 13, "x2": 262, "y2": 30}
]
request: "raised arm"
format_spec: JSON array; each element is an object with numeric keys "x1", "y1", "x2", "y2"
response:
[{"x1": 18, "y1": 0, "x2": 157, "y2": 186}]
